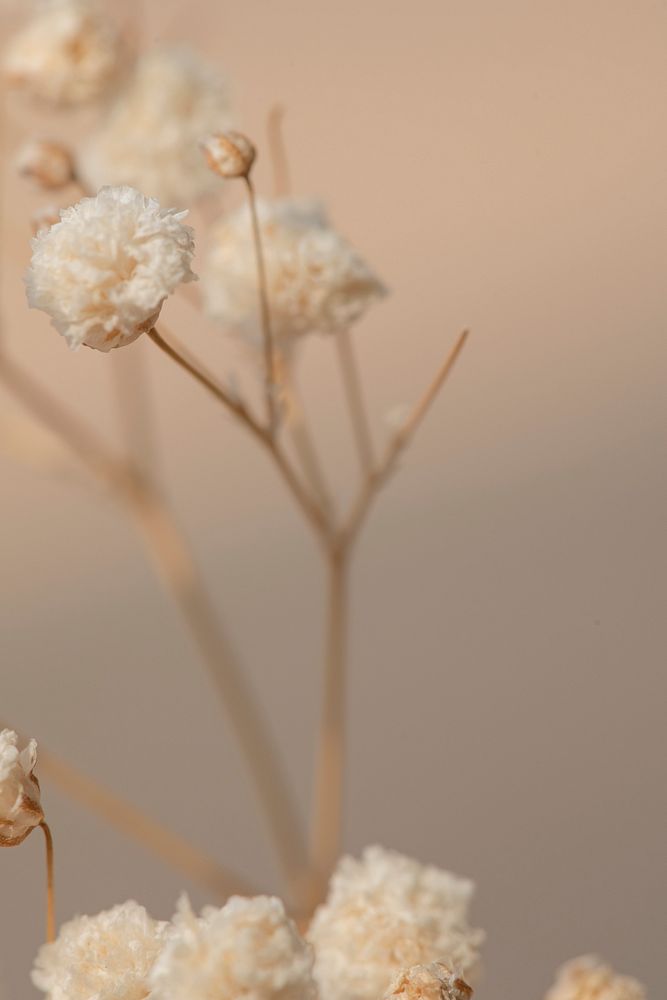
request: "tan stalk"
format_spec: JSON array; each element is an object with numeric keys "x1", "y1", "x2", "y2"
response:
[
  {"x1": 267, "y1": 104, "x2": 291, "y2": 198},
  {"x1": 336, "y1": 328, "x2": 375, "y2": 476},
  {"x1": 40, "y1": 821, "x2": 55, "y2": 942},
  {"x1": 244, "y1": 176, "x2": 278, "y2": 433}
]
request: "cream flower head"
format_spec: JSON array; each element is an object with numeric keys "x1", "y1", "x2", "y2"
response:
[
  {"x1": 150, "y1": 894, "x2": 317, "y2": 1000},
  {"x1": 0, "y1": 729, "x2": 42, "y2": 846},
  {"x1": 307, "y1": 846, "x2": 483, "y2": 1000},
  {"x1": 545, "y1": 956, "x2": 646, "y2": 1000},
  {"x1": 78, "y1": 46, "x2": 233, "y2": 207},
  {"x1": 385, "y1": 964, "x2": 472, "y2": 1000},
  {"x1": 26, "y1": 185, "x2": 197, "y2": 351},
  {"x1": 32, "y1": 900, "x2": 167, "y2": 1000},
  {"x1": 3, "y1": 0, "x2": 122, "y2": 106},
  {"x1": 203, "y1": 197, "x2": 386, "y2": 349}
]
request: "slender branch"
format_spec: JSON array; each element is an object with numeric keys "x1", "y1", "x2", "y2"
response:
[
  {"x1": 339, "y1": 329, "x2": 470, "y2": 549},
  {"x1": 147, "y1": 326, "x2": 331, "y2": 544},
  {"x1": 282, "y1": 363, "x2": 334, "y2": 517},
  {"x1": 336, "y1": 329, "x2": 375, "y2": 476},
  {"x1": 0, "y1": 354, "x2": 309, "y2": 908},
  {"x1": 110, "y1": 341, "x2": 159, "y2": 481},
  {"x1": 40, "y1": 821, "x2": 55, "y2": 942},
  {"x1": 267, "y1": 104, "x2": 291, "y2": 198},
  {"x1": 244, "y1": 175, "x2": 278, "y2": 433},
  {"x1": 308, "y1": 549, "x2": 349, "y2": 903}
]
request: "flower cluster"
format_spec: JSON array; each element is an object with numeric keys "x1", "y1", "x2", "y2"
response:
[
  {"x1": 545, "y1": 956, "x2": 647, "y2": 1000},
  {"x1": 3, "y1": 0, "x2": 122, "y2": 106},
  {"x1": 0, "y1": 729, "x2": 43, "y2": 846},
  {"x1": 26, "y1": 185, "x2": 196, "y2": 351},
  {"x1": 385, "y1": 964, "x2": 472, "y2": 1000},
  {"x1": 308, "y1": 846, "x2": 483, "y2": 1000},
  {"x1": 204, "y1": 197, "x2": 386, "y2": 350},
  {"x1": 79, "y1": 46, "x2": 233, "y2": 207}
]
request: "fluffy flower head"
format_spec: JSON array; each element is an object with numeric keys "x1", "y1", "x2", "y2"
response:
[
  {"x1": 204, "y1": 197, "x2": 386, "y2": 347},
  {"x1": 545, "y1": 956, "x2": 646, "y2": 1000},
  {"x1": 26, "y1": 185, "x2": 196, "y2": 351},
  {"x1": 307, "y1": 846, "x2": 483, "y2": 1000},
  {"x1": 0, "y1": 728, "x2": 42, "y2": 845},
  {"x1": 32, "y1": 900, "x2": 167, "y2": 1000},
  {"x1": 150, "y1": 894, "x2": 317, "y2": 1000},
  {"x1": 385, "y1": 964, "x2": 472, "y2": 1000},
  {"x1": 3, "y1": 0, "x2": 122, "y2": 106},
  {"x1": 79, "y1": 46, "x2": 233, "y2": 206}
]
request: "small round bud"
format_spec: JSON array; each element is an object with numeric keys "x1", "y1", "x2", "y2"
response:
[
  {"x1": 385, "y1": 965, "x2": 473, "y2": 1000},
  {"x1": 201, "y1": 130, "x2": 256, "y2": 179},
  {"x1": 18, "y1": 140, "x2": 74, "y2": 190}
]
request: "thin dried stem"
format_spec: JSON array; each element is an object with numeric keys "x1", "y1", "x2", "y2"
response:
[
  {"x1": 308, "y1": 549, "x2": 349, "y2": 902},
  {"x1": 110, "y1": 343, "x2": 159, "y2": 480},
  {"x1": 244, "y1": 175, "x2": 278, "y2": 433},
  {"x1": 282, "y1": 364, "x2": 334, "y2": 516},
  {"x1": 340, "y1": 329, "x2": 470, "y2": 549},
  {"x1": 336, "y1": 329, "x2": 375, "y2": 477},
  {"x1": 0, "y1": 353, "x2": 309, "y2": 908},
  {"x1": 267, "y1": 104, "x2": 291, "y2": 198},
  {"x1": 36, "y1": 746, "x2": 257, "y2": 900},
  {"x1": 147, "y1": 326, "x2": 331, "y2": 544},
  {"x1": 40, "y1": 821, "x2": 55, "y2": 942}
]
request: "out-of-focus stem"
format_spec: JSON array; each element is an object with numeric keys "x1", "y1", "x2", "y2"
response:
[
  {"x1": 308, "y1": 547, "x2": 349, "y2": 903},
  {"x1": 336, "y1": 329, "x2": 375, "y2": 477},
  {"x1": 0, "y1": 354, "x2": 309, "y2": 909},
  {"x1": 282, "y1": 365, "x2": 333, "y2": 516},
  {"x1": 40, "y1": 821, "x2": 55, "y2": 942},
  {"x1": 267, "y1": 104, "x2": 291, "y2": 198},
  {"x1": 244, "y1": 175, "x2": 278, "y2": 433},
  {"x1": 36, "y1": 745, "x2": 258, "y2": 900}
]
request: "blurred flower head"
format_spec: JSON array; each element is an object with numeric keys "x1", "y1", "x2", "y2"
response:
[
  {"x1": 26, "y1": 185, "x2": 197, "y2": 352},
  {"x1": 545, "y1": 956, "x2": 646, "y2": 1000},
  {"x1": 0, "y1": 729, "x2": 42, "y2": 846},
  {"x1": 203, "y1": 196, "x2": 386, "y2": 349},
  {"x1": 307, "y1": 846, "x2": 483, "y2": 1000},
  {"x1": 150, "y1": 894, "x2": 317, "y2": 1000},
  {"x1": 3, "y1": 0, "x2": 122, "y2": 106},
  {"x1": 79, "y1": 45, "x2": 233, "y2": 207},
  {"x1": 32, "y1": 900, "x2": 167, "y2": 1000}
]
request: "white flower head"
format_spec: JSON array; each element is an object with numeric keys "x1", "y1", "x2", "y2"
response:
[
  {"x1": 32, "y1": 900, "x2": 167, "y2": 1000},
  {"x1": 79, "y1": 46, "x2": 233, "y2": 207},
  {"x1": 385, "y1": 964, "x2": 472, "y2": 1000},
  {"x1": 150, "y1": 894, "x2": 317, "y2": 1000},
  {"x1": 307, "y1": 846, "x2": 484, "y2": 1000},
  {"x1": 26, "y1": 185, "x2": 197, "y2": 352},
  {"x1": 3, "y1": 0, "x2": 122, "y2": 106},
  {"x1": 545, "y1": 956, "x2": 646, "y2": 1000},
  {"x1": 204, "y1": 197, "x2": 386, "y2": 348},
  {"x1": 0, "y1": 729, "x2": 42, "y2": 846}
]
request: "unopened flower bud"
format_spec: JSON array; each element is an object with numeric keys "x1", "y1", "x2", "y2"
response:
[
  {"x1": 18, "y1": 140, "x2": 74, "y2": 190},
  {"x1": 545, "y1": 956, "x2": 646, "y2": 1000},
  {"x1": 201, "y1": 130, "x2": 256, "y2": 179},
  {"x1": 0, "y1": 729, "x2": 43, "y2": 846},
  {"x1": 386, "y1": 965, "x2": 473, "y2": 1000},
  {"x1": 31, "y1": 205, "x2": 61, "y2": 236}
]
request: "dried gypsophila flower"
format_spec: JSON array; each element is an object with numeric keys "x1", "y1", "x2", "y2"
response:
[
  {"x1": 385, "y1": 964, "x2": 472, "y2": 1000},
  {"x1": 150, "y1": 894, "x2": 317, "y2": 1000},
  {"x1": 307, "y1": 845, "x2": 484, "y2": 1000},
  {"x1": 3, "y1": 0, "x2": 122, "y2": 106},
  {"x1": 17, "y1": 140, "x2": 74, "y2": 190},
  {"x1": 201, "y1": 130, "x2": 256, "y2": 179},
  {"x1": 32, "y1": 900, "x2": 167, "y2": 1000},
  {"x1": 0, "y1": 729, "x2": 43, "y2": 846},
  {"x1": 203, "y1": 197, "x2": 386, "y2": 348},
  {"x1": 545, "y1": 956, "x2": 646, "y2": 1000},
  {"x1": 78, "y1": 46, "x2": 233, "y2": 207},
  {"x1": 26, "y1": 185, "x2": 197, "y2": 352}
]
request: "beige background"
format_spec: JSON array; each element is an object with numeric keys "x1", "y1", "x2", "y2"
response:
[{"x1": 1, "y1": 0, "x2": 665, "y2": 996}]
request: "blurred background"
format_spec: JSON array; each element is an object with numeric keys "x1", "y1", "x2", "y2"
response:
[{"x1": 0, "y1": 1, "x2": 665, "y2": 996}]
